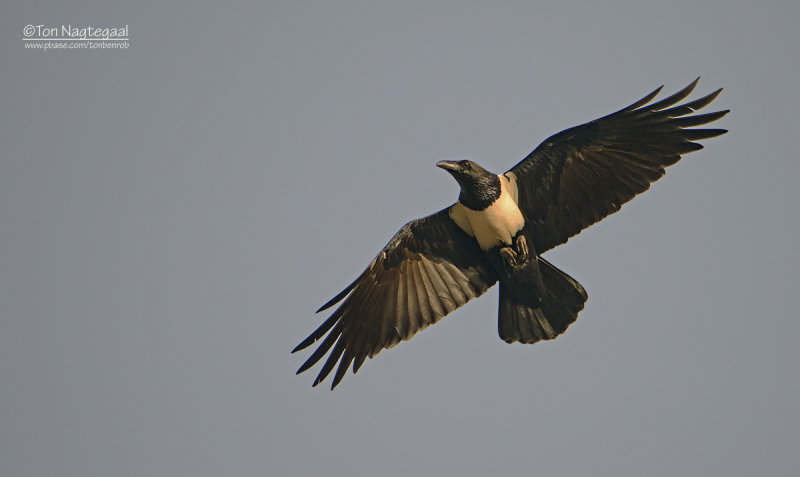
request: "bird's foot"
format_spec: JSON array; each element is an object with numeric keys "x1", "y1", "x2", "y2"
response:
[
  {"x1": 514, "y1": 234, "x2": 529, "y2": 263},
  {"x1": 500, "y1": 247, "x2": 518, "y2": 270},
  {"x1": 500, "y1": 235, "x2": 531, "y2": 273}
]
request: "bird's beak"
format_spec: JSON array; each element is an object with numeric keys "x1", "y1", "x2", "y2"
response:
[{"x1": 436, "y1": 160, "x2": 461, "y2": 172}]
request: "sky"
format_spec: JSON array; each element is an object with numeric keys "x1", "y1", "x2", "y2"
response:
[{"x1": 2, "y1": 1, "x2": 799, "y2": 476}]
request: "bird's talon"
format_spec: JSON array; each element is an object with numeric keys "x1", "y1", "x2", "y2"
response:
[
  {"x1": 514, "y1": 235, "x2": 529, "y2": 263},
  {"x1": 500, "y1": 247, "x2": 517, "y2": 269}
]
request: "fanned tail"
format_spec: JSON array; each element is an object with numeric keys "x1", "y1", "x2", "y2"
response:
[{"x1": 498, "y1": 257, "x2": 587, "y2": 344}]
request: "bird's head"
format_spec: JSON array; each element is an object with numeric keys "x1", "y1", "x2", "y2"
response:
[{"x1": 436, "y1": 160, "x2": 501, "y2": 211}]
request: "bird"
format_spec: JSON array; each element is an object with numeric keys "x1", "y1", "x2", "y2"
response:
[{"x1": 293, "y1": 78, "x2": 728, "y2": 389}]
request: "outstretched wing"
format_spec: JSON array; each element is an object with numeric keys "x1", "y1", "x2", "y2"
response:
[
  {"x1": 293, "y1": 208, "x2": 498, "y2": 389},
  {"x1": 507, "y1": 78, "x2": 729, "y2": 253}
]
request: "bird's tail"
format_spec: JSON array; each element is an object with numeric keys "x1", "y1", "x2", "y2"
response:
[{"x1": 498, "y1": 257, "x2": 588, "y2": 344}]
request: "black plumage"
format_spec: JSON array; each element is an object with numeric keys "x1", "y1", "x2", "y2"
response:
[{"x1": 293, "y1": 78, "x2": 728, "y2": 389}]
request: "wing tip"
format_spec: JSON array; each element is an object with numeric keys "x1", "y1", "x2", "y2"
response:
[
  {"x1": 316, "y1": 299, "x2": 337, "y2": 313},
  {"x1": 621, "y1": 84, "x2": 664, "y2": 113},
  {"x1": 310, "y1": 373, "x2": 341, "y2": 390},
  {"x1": 296, "y1": 360, "x2": 314, "y2": 375},
  {"x1": 291, "y1": 335, "x2": 316, "y2": 354}
]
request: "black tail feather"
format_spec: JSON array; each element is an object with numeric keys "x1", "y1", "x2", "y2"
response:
[{"x1": 498, "y1": 257, "x2": 587, "y2": 344}]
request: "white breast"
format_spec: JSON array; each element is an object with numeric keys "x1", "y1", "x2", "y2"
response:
[{"x1": 449, "y1": 174, "x2": 525, "y2": 250}]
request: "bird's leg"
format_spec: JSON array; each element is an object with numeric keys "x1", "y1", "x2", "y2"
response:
[{"x1": 514, "y1": 234, "x2": 529, "y2": 263}]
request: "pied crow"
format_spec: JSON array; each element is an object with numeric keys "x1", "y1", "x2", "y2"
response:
[{"x1": 293, "y1": 78, "x2": 728, "y2": 389}]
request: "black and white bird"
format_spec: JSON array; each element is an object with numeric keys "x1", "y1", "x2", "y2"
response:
[{"x1": 293, "y1": 78, "x2": 728, "y2": 389}]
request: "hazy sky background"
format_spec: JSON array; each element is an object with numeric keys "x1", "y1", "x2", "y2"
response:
[{"x1": 2, "y1": 1, "x2": 798, "y2": 476}]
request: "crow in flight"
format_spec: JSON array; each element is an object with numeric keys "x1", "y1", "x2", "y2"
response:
[{"x1": 293, "y1": 78, "x2": 728, "y2": 389}]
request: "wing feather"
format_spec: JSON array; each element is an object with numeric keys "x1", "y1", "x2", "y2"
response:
[
  {"x1": 403, "y1": 263, "x2": 421, "y2": 340},
  {"x1": 314, "y1": 336, "x2": 347, "y2": 387},
  {"x1": 414, "y1": 266, "x2": 435, "y2": 327},
  {"x1": 421, "y1": 256, "x2": 457, "y2": 313},
  {"x1": 416, "y1": 256, "x2": 446, "y2": 318}
]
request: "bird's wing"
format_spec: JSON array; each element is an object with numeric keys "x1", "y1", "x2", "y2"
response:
[
  {"x1": 293, "y1": 208, "x2": 498, "y2": 389},
  {"x1": 506, "y1": 78, "x2": 728, "y2": 253}
]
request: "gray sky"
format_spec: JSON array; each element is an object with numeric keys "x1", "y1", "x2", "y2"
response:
[{"x1": 2, "y1": 1, "x2": 798, "y2": 476}]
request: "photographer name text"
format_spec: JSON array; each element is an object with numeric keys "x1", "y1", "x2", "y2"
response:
[{"x1": 24, "y1": 24, "x2": 129, "y2": 40}]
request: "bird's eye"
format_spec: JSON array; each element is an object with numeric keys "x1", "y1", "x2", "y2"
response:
[{"x1": 462, "y1": 161, "x2": 471, "y2": 170}]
